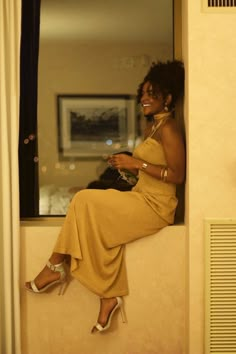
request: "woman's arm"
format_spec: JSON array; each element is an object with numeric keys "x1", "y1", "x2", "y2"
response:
[
  {"x1": 108, "y1": 119, "x2": 185, "y2": 184},
  {"x1": 148, "y1": 119, "x2": 186, "y2": 184}
]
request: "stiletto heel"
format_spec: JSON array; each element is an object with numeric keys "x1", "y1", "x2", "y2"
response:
[
  {"x1": 91, "y1": 296, "x2": 126, "y2": 333},
  {"x1": 119, "y1": 301, "x2": 127, "y2": 323},
  {"x1": 58, "y1": 278, "x2": 68, "y2": 296},
  {"x1": 25, "y1": 260, "x2": 67, "y2": 295}
]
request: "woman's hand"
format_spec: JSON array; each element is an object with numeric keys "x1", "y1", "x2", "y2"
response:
[{"x1": 107, "y1": 154, "x2": 140, "y2": 174}]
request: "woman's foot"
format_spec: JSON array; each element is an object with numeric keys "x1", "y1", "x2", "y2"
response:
[
  {"x1": 25, "y1": 264, "x2": 61, "y2": 291},
  {"x1": 25, "y1": 253, "x2": 66, "y2": 293},
  {"x1": 97, "y1": 298, "x2": 118, "y2": 327},
  {"x1": 91, "y1": 297, "x2": 126, "y2": 333}
]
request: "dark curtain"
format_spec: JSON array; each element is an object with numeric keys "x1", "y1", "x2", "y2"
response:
[{"x1": 19, "y1": 0, "x2": 41, "y2": 217}]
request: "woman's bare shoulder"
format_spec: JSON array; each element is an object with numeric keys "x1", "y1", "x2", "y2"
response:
[
  {"x1": 160, "y1": 118, "x2": 184, "y2": 143},
  {"x1": 161, "y1": 118, "x2": 181, "y2": 134}
]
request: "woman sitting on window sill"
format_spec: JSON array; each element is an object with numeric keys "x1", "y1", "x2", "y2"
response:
[{"x1": 25, "y1": 60, "x2": 185, "y2": 334}]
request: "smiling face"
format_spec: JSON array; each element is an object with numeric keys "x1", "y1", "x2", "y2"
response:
[{"x1": 140, "y1": 81, "x2": 166, "y2": 117}]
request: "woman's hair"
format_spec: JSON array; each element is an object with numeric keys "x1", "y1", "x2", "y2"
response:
[{"x1": 137, "y1": 60, "x2": 184, "y2": 110}]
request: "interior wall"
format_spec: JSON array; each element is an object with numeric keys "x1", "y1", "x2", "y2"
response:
[
  {"x1": 20, "y1": 223, "x2": 186, "y2": 354},
  {"x1": 19, "y1": 3, "x2": 188, "y2": 354},
  {"x1": 38, "y1": 40, "x2": 172, "y2": 188},
  {"x1": 19, "y1": 0, "x2": 236, "y2": 352},
  {"x1": 182, "y1": 1, "x2": 236, "y2": 353}
]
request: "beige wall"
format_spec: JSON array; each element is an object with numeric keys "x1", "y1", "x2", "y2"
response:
[
  {"x1": 19, "y1": 1, "x2": 236, "y2": 353},
  {"x1": 38, "y1": 40, "x2": 172, "y2": 188},
  {"x1": 182, "y1": 1, "x2": 236, "y2": 353},
  {"x1": 21, "y1": 4, "x2": 187, "y2": 354},
  {"x1": 21, "y1": 223, "x2": 185, "y2": 354}
]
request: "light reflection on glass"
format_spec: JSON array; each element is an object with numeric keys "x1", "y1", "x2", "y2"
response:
[
  {"x1": 29, "y1": 134, "x2": 35, "y2": 140},
  {"x1": 128, "y1": 139, "x2": 135, "y2": 148},
  {"x1": 69, "y1": 164, "x2": 76, "y2": 170},
  {"x1": 106, "y1": 139, "x2": 113, "y2": 146}
]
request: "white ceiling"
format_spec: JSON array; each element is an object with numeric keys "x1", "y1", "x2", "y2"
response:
[{"x1": 40, "y1": 0, "x2": 173, "y2": 43}]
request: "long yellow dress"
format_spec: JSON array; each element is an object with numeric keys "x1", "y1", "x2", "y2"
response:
[{"x1": 53, "y1": 118, "x2": 178, "y2": 298}]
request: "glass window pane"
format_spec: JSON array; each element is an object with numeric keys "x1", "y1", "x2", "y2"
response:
[{"x1": 38, "y1": 0, "x2": 173, "y2": 216}]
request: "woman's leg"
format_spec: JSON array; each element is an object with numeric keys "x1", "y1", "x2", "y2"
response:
[
  {"x1": 25, "y1": 188, "x2": 166, "y2": 330},
  {"x1": 96, "y1": 297, "x2": 118, "y2": 327}
]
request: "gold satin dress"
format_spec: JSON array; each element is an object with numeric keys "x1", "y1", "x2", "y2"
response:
[{"x1": 53, "y1": 116, "x2": 178, "y2": 298}]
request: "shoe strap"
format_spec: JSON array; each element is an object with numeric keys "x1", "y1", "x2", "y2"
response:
[
  {"x1": 94, "y1": 323, "x2": 105, "y2": 332},
  {"x1": 46, "y1": 260, "x2": 64, "y2": 273},
  {"x1": 30, "y1": 280, "x2": 40, "y2": 293}
]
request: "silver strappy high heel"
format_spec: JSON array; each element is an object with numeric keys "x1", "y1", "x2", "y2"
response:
[
  {"x1": 91, "y1": 297, "x2": 126, "y2": 333},
  {"x1": 25, "y1": 260, "x2": 67, "y2": 295}
]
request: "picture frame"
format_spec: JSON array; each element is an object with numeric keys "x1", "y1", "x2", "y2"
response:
[{"x1": 57, "y1": 94, "x2": 137, "y2": 158}]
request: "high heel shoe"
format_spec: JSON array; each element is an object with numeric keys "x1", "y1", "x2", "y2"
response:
[
  {"x1": 25, "y1": 260, "x2": 67, "y2": 295},
  {"x1": 91, "y1": 296, "x2": 126, "y2": 333}
]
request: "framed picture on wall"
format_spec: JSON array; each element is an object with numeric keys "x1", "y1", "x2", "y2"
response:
[{"x1": 57, "y1": 94, "x2": 137, "y2": 158}]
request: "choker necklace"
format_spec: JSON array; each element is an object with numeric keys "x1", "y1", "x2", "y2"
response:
[
  {"x1": 150, "y1": 111, "x2": 172, "y2": 136},
  {"x1": 153, "y1": 111, "x2": 172, "y2": 122}
]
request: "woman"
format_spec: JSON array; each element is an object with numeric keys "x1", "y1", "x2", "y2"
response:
[{"x1": 25, "y1": 60, "x2": 185, "y2": 333}]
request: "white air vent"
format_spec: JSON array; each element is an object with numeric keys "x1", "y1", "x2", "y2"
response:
[
  {"x1": 205, "y1": 219, "x2": 236, "y2": 354},
  {"x1": 208, "y1": 0, "x2": 236, "y2": 5},
  {"x1": 202, "y1": 0, "x2": 236, "y2": 12}
]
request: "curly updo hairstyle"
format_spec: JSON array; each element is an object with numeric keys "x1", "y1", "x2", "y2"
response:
[{"x1": 137, "y1": 60, "x2": 184, "y2": 111}]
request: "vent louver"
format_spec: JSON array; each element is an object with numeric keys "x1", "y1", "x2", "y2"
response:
[
  {"x1": 205, "y1": 219, "x2": 236, "y2": 354},
  {"x1": 208, "y1": 0, "x2": 236, "y2": 6},
  {"x1": 203, "y1": 0, "x2": 236, "y2": 11}
]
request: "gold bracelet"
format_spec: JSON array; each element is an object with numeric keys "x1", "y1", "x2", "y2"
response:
[
  {"x1": 160, "y1": 167, "x2": 165, "y2": 180},
  {"x1": 163, "y1": 167, "x2": 168, "y2": 182},
  {"x1": 141, "y1": 162, "x2": 148, "y2": 171}
]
